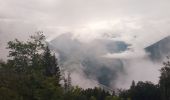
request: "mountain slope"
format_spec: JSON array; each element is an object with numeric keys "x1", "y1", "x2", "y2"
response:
[
  {"x1": 146, "y1": 36, "x2": 170, "y2": 61},
  {"x1": 48, "y1": 33, "x2": 128, "y2": 87}
]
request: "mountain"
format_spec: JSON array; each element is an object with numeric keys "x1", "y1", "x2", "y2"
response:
[
  {"x1": 146, "y1": 36, "x2": 170, "y2": 61},
  {"x1": 48, "y1": 33, "x2": 128, "y2": 87},
  {"x1": 47, "y1": 33, "x2": 170, "y2": 88}
]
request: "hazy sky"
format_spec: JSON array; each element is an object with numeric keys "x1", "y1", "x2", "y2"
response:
[
  {"x1": 0, "y1": 0, "x2": 170, "y2": 88},
  {"x1": 1, "y1": 0, "x2": 170, "y2": 48}
]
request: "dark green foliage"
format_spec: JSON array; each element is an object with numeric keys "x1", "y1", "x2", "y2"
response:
[
  {"x1": 42, "y1": 46, "x2": 61, "y2": 83},
  {"x1": 119, "y1": 81, "x2": 160, "y2": 100},
  {"x1": 0, "y1": 33, "x2": 62, "y2": 100},
  {"x1": 159, "y1": 57, "x2": 170, "y2": 100},
  {"x1": 118, "y1": 89, "x2": 130, "y2": 100},
  {"x1": 131, "y1": 81, "x2": 160, "y2": 100},
  {"x1": 63, "y1": 86, "x2": 113, "y2": 100},
  {"x1": 81, "y1": 87, "x2": 111, "y2": 100},
  {"x1": 6, "y1": 32, "x2": 45, "y2": 73}
]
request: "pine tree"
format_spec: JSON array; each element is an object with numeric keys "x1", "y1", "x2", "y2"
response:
[
  {"x1": 159, "y1": 56, "x2": 170, "y2": 100},
  {"x1": 67, "y1": 72, "x2": 72, "y2": 90},
  {"x1": 51, "y1": 54, "x2": 61, "y2": 86},
  {"x1": 43, "y1": 46, "x2": 53, "y2": 76}
]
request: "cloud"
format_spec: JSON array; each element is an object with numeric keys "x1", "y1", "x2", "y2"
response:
[
  {"x1": 71, "y1": 69, "x2": 99, "y2": 89},
  {"x1": 1, "y1": 0, "x2": 170, "y2": 44},
  {"x1": 114, "y1": 58, "x2": 162, "y2": 89},
  {"x1": 103, "y1": 49, "x2": 149, "y2": 59}
]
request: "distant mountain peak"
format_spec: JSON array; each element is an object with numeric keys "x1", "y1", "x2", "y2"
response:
[{"x1": 146, "y1": 35, "x2": 170, "y2": 61}]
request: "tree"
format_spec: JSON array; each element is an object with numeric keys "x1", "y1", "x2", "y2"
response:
[
  {"x1": 159, "y1": 56, "x2": 170, "y2": 100},
  {"x1": 43, "y1": 46, "x2": 54, "y2": 76},
  {"x1": 82, "y1": 87, "x2": 110, "y2": 100},
  {"x1": 104, "y1": 96, "x2": 119, "y2": 100},
  {"x1": 42, "y1": 46, "x2": 61, "y2": 85},
  {"x1": 90, "y1": 96, "x2": 96, "y2": 100},
  {"x1": 130, "y1": 80, "x2": 135, "y2": 90},
  {"x1": 7, "y1": 32, "x2": 45, "y2": 73},
  {"x1": 118, "y1": 89, "x2": 130, "y2": 100},
  {"x1": 0, "y1": 32, "x2": 63, "y2": 100},
  {"x1": 128, "y1": 81, "x2": 160, "y2": 100},
  {"x1": 130, "y1": 80, "x2": 135, "y2": 100}
]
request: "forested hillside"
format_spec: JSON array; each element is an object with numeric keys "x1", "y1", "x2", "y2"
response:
[{"x1": 0, "y1": 33, "x2": 170, "y2": 100}]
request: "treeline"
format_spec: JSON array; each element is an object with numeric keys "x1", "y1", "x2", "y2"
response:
[
  {"x1": 117, "y1": 57, "x2": 170, "y2": 100},
  {"x1": 0, "y1": 33, "x2": 170, "y2": 100}
]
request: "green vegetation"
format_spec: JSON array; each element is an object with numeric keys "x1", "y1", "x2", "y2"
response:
[{"x1": 0, "y1": 33, "x2": 170, "y2": 100}]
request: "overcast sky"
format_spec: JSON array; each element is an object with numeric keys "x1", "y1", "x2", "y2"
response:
[{"x1": 1, "y1": 0, "x2": 170, "y2": 46}]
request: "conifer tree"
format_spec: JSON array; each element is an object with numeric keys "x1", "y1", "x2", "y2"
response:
[{"x1": 159, "y1": 56, "x2": 170, "y2": 100}]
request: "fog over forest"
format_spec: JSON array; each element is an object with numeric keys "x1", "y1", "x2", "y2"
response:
[{"x1": 1, "y1": 0, "x2": 170, "y2": 89}]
